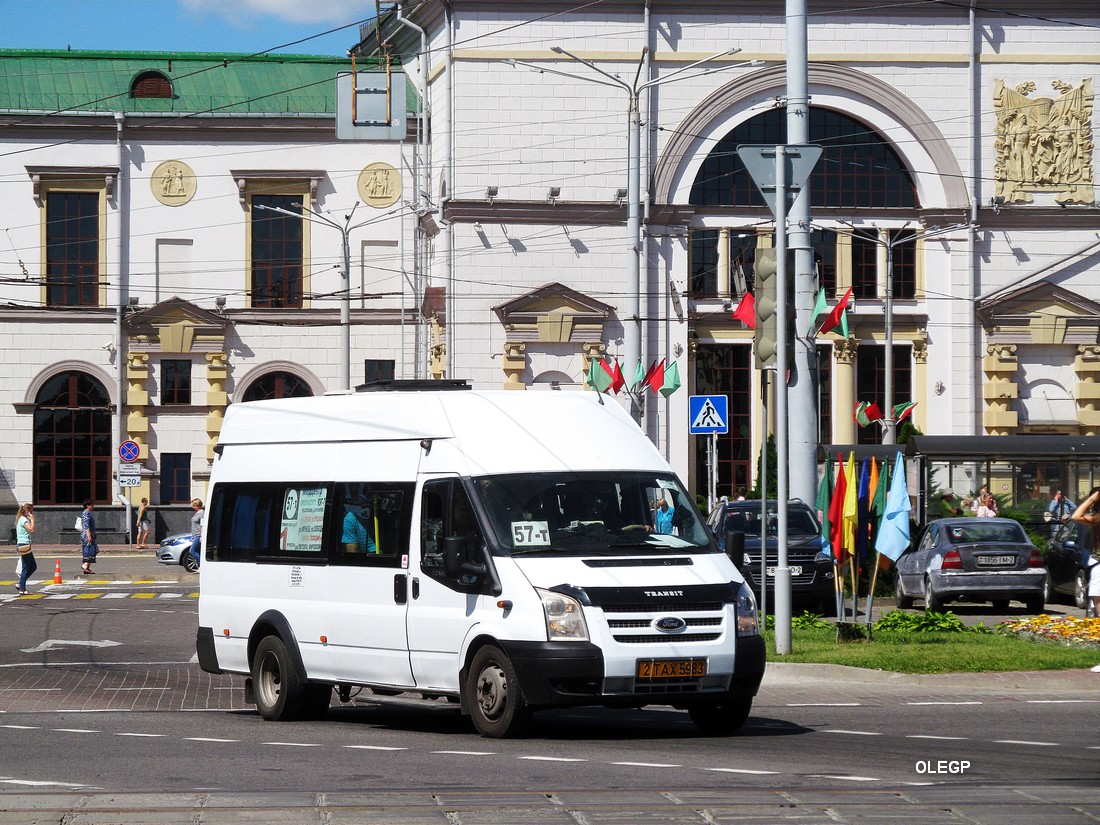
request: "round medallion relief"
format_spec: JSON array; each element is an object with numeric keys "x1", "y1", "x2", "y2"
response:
[
  {"x1": 150, "y1": 160, "x2": 197, "y2": 206},
  {"x1": 358, "y1": 162, "x2": 402, "y2": 208}
]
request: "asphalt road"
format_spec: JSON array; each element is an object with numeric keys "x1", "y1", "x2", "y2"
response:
[{"x1": 1, "y1": 548, "x2": 1098, "y2": 823}]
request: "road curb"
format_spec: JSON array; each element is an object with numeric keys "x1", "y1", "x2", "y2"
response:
[{"x1": 763, "y1": 660, "x2": 1100, "y2": 690}]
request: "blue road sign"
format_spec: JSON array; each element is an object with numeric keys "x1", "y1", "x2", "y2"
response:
[
  {"x1": 688, "y1": 395, "x2": 729, "y2": 435},
  {"x1": 119, "y1": 440, "x2": 140, "y2": 463}
]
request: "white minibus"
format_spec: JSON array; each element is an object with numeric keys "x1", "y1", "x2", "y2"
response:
[{"x1": 196, "y1": 381, "x2": 764, "y2": 737}]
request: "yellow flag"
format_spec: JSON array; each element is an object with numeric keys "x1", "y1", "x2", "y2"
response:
[{"x1": 842, "y1": 452, "x2": 858, "y2": 557}]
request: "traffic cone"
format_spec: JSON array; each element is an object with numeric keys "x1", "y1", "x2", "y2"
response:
[{"x1": 53, "y1": 559, "x2": 62, "y2": 584}]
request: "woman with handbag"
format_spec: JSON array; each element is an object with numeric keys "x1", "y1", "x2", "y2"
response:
[
  {"x1": 79, "y1": 499, "x2": 97, "y2": 575},
  {"x1": 15, "y1": 502, "x2": 35, "y2": 595}
]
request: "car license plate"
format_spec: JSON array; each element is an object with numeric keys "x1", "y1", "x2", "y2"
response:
[
  {"x1": 636, "y1": 659, "x2": 707, "y2": 679},
  {"x1": 976, "y1": 555, "x2": 1014, "y2": 566},
  {"x1": 765, "y1": 565, "x2": 802, "y2": 576}
]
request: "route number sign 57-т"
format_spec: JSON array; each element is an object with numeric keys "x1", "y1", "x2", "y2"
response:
[{"x1": 511, "y1": 520, "x2": 550, "y2": 547}]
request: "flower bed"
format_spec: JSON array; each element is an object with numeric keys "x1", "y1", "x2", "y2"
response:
[{"x1": 996, "y1": 615, "x2": 1100, "y2": 649}]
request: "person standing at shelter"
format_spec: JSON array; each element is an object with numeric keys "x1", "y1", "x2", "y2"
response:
[
  {"x1": 15, "y1": 502, "x2": 35, "y2": 595},
  {"x1": 79, "y1": 499, "x2": 97, "y2": 575},
  {"x1": 136, "y1": 497, "x2": 152, "y2": 550},
  {"x1": 1069, "y1": 487, "x2": 1100, "y2": 617},
  {"x1": 188, "y1": 499, "x2": 204, "y2": 571},
  {"x1": 976, "y1": 492, "x2": 997, "y2": 517},
  {"x1": 1047, "y1": 490, "x2": 1075, "y2": 535}
]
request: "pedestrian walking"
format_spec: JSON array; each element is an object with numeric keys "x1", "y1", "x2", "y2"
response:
[
  {"x1": 189, "y1": 498, "x2": 204, "y2": 571},
  {"x1": 79, "y1": 499, "x2": 97, "y2": 575},
  {"x1": 135, "y1": 497, "x2": 152, "y2": 549},
  {"x1": 15, "y1": 502, "x2": 35, "y2": 595}
]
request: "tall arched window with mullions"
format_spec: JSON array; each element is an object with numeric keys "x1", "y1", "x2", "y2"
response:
[
  {"x1": 241, "y1": 371, "x2": 314, "y2": 402},
  {"x1": 33, "y1": 371, "x2": 112, "y2": 504}
]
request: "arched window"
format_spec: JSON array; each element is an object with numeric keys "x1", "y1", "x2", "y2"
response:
[
  {"x1": 241, "y1": 371, "x2": 314, "y2": 402},
  {"x1": 690, "y1": 108, "x2": 917, "y2": 209},
  {"x1": 131, "y1": 71, "x2": 173, "y2": 99},
  {"x1": 33, "y1": 371, "x2": 112, "y2": 505}
]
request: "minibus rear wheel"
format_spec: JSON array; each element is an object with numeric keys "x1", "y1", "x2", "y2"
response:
[
  {"x1": 465, "y1": 645, "x2": 531, "y2": 738},
  {"x1": 253, "y1": 635, "x2": 309, "y2": 721}
]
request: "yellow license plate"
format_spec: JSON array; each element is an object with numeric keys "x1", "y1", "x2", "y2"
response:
[{"x1": 636, "y1": 659, "x2": 707, "y2": 679}]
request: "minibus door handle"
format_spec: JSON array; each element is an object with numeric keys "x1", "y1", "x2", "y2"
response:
[
  {"x1": 393, "y1": 574, "x2": 408, "y2": 604},
  {"x1": 411, "y1": 577, "x2": 420, "y2": 600}
]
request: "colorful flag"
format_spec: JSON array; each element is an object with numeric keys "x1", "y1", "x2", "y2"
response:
[
  {"x1": 815, "y1": 452, "x2": 834, "y2": 559},
  {"x1": 854, "y1": 402, "x2": 873, "y2": 428},
  {"x1": 808, "y1": 287, "x2": 828, "y2": 336},
  {"x1": 631, "y1": 361, "x2": 646, "y2": 392},
  {"x1": 732, "y1": 292, "x2": 756, "y2": 328},
  {"x1": 870, "y1": 457, "x2": 887, "y2": 550},
  {"x1": 841, "y1": 452, "x2": 858, "y2": 562},
  {"x1": 645, "y1": 359, "x2": 666, "y2": 394},
  {"x1": 855, "y1": 458, "x2": 871, "y2": 564},
  {"x1": 659, "y1": 360, "x2": 681, "y2": 397},
  {"x1": 828, "y1": 453, "x2": 847, "y2": 561},
  {"x1": 817, "y1": 287, "x2": 852, "y2": 336},
  {"x1": 893, "y1": 401, "x2": 918, "y2": 422},
  {"x1": 588, "y1": 358, "x2": 613, "y2": 393},
  {"x1": 609, "y1": 359, "x2": 625, "y2": 394},
  {"x1": 875, "y1": 452, "x2": 911, "y2": 562}
]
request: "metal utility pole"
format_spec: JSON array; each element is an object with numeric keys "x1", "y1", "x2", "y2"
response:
[
  {"x1": 786, "y1": 0, "x2": 818, "y2": 509},
  {"x1": 506, "y1": 48, "x2": 760, "y2": 422},
  {"x1": 256, "y1": 201, "x2": 373, "y2": 392}
]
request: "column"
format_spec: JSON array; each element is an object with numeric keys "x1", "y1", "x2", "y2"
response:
[
  {"x1": 205, "y1": 352, "x2": 229, "y2": 463},
  {"x1": 125, "y1": 352, "x2": 151, "y2": 500},
  {"x1": 982, "y1": 343, "x2": 1018, "y2": 435},
  {"x1": 912, "y1": 337, "x2": 928, "y2": 434},
  {"x1": 501, "y1": 341, "x2": 527, "y2": 390},
  {"x1": 833, "y1": 335, "x2": 858, "y2": 444},
  {"x1": 1075, "y1": 345, "x2": 1100, "y2": 435}
]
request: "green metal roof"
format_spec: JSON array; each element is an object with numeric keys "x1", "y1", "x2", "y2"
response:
[{"x1": 0, "y1": 49, "x2": 411, "y2": 117}]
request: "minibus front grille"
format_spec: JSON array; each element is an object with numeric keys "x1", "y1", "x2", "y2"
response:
[
  {"x1": 602, "y1": 601, "x2": 723, "y2": 614},
  {"x1": 607, "y1": 617, "x2": 722, "y2": 630},
  {"x1": 612, "y1": 632, "x2": 722, "y2": 644}
]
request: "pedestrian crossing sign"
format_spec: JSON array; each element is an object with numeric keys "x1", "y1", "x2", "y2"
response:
[{"x1": 689, "y1": 395, "x2": 728, "y2": 434}]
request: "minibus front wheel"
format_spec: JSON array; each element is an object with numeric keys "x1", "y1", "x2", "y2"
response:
[
  {"x1": 687, "y1": 698, "x2": 752, "y2": 736},
  {"x1": 465, "y1": 645, "x2": 531, "y2": 738},
  {"x1": 252, "y1": 635, "x2": 329, "y2": 721}
]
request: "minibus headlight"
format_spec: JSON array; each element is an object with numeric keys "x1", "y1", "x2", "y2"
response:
[
  {"x1": 735, "y1": 581, "x2": 760, "y2": 637},
  {"x1": 537, "y1": 588, "x2": 589, "y2": 641}
]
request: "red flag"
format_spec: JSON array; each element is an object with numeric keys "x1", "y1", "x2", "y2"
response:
[
  {"x1": 645, "y1": 358, "x2": 666, "y2": 394},
  {"x1": 828, "y1": 453, "x2": 848, "y2": 562},
  {"x1": 731, "y1": 292, "x2": 755, "y2": 328},
  {"x1": 864, "y1": 402, "x2": 883, "y2": 422},
  {"x1": 610, "y1": 359, "x2": 625, "y2": 394},
  {"x1": 818, "y1": 287, "x2": 852, "y2": 335}
]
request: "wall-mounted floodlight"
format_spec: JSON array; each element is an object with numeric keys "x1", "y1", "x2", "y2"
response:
[
  {"x1": 615, "y1": 187, "x2": 628, "y2": 206},
  {"x1": 547, "y1": 186, "x2": 561, "y2": 205},
  {"x1": 486, "y1": 185, "x2": 498, "y2": 203}
]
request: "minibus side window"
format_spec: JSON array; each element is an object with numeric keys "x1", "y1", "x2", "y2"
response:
[
  {"x1": 331, "y1": 482, "x2": 412, "y2": 568},
  {"x1": 420, "y1": 479, "x2": 490, "y2": 592}
]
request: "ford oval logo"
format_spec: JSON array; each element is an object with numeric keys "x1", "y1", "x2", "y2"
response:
[{"x1": 654, "y1": 616, "x2": 687, "y2": 633}]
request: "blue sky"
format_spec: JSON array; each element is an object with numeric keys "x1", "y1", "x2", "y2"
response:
[{"x1": 0, "y1": 0, "x2": 373, "y2": 56}]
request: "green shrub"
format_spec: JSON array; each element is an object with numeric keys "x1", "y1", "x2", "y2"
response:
[{"x1": 873, "y1": 609, "x2": 972, "y2": 633}]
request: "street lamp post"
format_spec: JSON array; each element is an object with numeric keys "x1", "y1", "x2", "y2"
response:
[
  {"x1": 838, "y1": 221, "x2": 970, "y2": 444},
  {"x1": 506, "y1": 48, "x2": 761, "y2": 421},
  {"x1": 256, "y1": 202, "x2": 375, "y2": 392}
]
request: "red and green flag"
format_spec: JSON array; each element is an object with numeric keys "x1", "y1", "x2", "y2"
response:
[
  {"x1": 893, "y1": 401, "x2": 918, "y2": 422},
  {"x1": 587, "y1": 358, "x2": 613, "y2": 393},
  {"x1": 817, "y1": 287, "x2": 852, "y2": 337}
]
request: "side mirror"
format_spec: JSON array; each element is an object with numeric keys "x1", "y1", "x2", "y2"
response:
[
  {"x1": 443, "y1": 535, "x2": 487, "y2": 579},
  {"x1": 725, "y1": 530, "x2": 745, "y2": 571}
]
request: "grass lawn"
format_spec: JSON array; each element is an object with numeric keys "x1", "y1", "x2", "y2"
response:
[{"x1": 764, "y1": 623, "x2": 1100, "y2": 674}]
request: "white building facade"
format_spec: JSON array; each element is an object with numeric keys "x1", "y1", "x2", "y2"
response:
[{"x1": 365, "y1": 0, "x2": 1100, "y2": 502}]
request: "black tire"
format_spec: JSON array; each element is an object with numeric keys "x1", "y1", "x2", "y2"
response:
[
  {"x1": 1024, "y1": 594, "x2": 1045, "y2": 614},
  {"x1": 1043, "y1": 573, "x2": 1056, "y2": 605},
  {"x1": 1074, "y1": 569, "x2": 1089, "y2": 610},
  {"x1": 895, "y1": 579, "x2": 914, "y2": 609},
  {"x1": 990, "y1": 599, "x2": 1010, "y2": 612},
  {"x1": 181, "y1": 552, "x2": 198, "y2": 574},
  {"x1": 688, "y1": 698, "x2": 752, "y2": 736},
  {"x1": 924, "y1": 578, "x2": 944, "y2": 612},
  {"x1": 301, "y1": 684, "x2": 332, "y2": 720},
  {"x1": 465, "y1": 645, "x2": 531, "y2": 738},
  {"x1": 252, "y1": 635, "x2": 309, "y2": 721}
]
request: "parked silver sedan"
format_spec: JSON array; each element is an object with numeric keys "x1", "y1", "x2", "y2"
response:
[{"x1": 895, "y1": 517, "x2": 1046, "y2": 613}]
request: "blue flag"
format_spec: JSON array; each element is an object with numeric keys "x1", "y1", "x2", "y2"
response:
[
  {"x1": 875, "y1": 452, "x2": 911, "y2": 562},
  {"x1": 854, "y1": 458, "x2": 871, "y2": 564}
]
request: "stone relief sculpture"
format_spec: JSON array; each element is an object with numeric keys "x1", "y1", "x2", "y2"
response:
[{"x1": 993, "y1": 78, "x2": 1094, "y2": 205}]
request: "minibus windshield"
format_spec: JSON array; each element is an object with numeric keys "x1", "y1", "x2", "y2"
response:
[{"x1": 474, "y1": 472, "x2": 713, "y2": 555}]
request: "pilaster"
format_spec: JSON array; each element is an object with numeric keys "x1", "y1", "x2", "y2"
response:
[
  {"x1": 983, "y1": 343, "x2": 1019, "y2": 434},
  {"x1": 1075, "y1": 345, "x2": 1100, "y2": 435}
]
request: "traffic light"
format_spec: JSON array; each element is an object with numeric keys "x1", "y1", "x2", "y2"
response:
[{"x1": 753, "y1": 248, "x2": 778, "y2": 369}]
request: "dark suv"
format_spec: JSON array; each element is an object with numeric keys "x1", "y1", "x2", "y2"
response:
[
  {"x1": 1044, "y1": 518, "x2": 1097, "y2": 610},
  {"x1": 707, "y1": 499, "x2": 834, "y2": 611}
]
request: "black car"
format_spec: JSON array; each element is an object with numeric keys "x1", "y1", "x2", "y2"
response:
[
  {"x1": 1044, "y1": 519, "x2": 1098, "y2": 610},
  {"x1": 707, "y1": 499, "x2": 834, "y2": 611}
]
